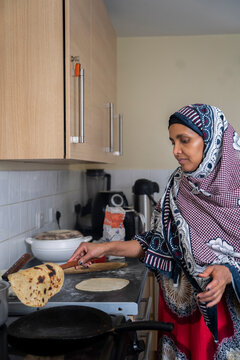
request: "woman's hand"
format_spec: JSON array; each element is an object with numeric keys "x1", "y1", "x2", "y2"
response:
[
  {"x1": 197, "y1": 265, "x2": 232, "y2": 308},
  {"x1": 68, "y1": 242, "x2": 108, "y2": 267},
  {"x1": 67, "y1": 239, "x2": 144, "y2": 267}
]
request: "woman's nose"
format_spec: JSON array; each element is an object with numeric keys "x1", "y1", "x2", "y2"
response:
[{"x1": 173, "y1": 142, "x2": 182, "y2": 156}]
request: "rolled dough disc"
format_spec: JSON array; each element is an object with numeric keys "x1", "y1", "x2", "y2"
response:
[{"x1": 75, "y1": 277, "x2": 129, "y2": 292}]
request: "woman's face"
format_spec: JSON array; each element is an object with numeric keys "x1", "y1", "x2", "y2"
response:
[{"x1": 169, "y1": 123, "x2": 204, "y2": 172}]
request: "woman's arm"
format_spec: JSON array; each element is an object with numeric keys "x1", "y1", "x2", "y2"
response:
[{"x1": 68, "y1": 239, "x2": 145, "y2": 266}]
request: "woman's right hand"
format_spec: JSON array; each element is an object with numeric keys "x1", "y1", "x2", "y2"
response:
[
  {"x1": 68, "y1": 242, "x2": 108, "y2": 267},
  {"x1": 68, "y1": 239, "x2": 144, "y2": 267}
]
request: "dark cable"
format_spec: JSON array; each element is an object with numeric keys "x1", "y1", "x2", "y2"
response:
[{"x1": 56, "y1": 211, "x2": 61, "y2": 229}]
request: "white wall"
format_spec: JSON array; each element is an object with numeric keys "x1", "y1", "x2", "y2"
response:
[{"x1": 105, "y1": 34, "x2": 240, "y2": 170}]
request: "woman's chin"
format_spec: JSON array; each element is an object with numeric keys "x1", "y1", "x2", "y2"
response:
[{"x1": 181, "y1": 165, "x2": 196, "y2": 173}]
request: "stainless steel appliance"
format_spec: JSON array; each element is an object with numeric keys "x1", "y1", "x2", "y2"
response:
[
  {"x1": 0, "y1": 280, "x2": 9, "y2": 326},
  {"x1": 133, "y1": 179, "x2": 160, "y2": 231},
  {"x1": 77, "y1": 169, "x2": 111, "y2": 235},
  {"x1": 86, "y1": 169, "x2": 111, "y2": 204}
]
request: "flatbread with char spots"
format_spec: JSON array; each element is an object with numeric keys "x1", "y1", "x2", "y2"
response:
[{"x1": 8, "y1": 263, "x2": 64, "y2": 307}]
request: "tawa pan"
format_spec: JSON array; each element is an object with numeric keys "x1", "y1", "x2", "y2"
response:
[{"x1": 7, "y1": 305, "x2": 174, "y2": 355}]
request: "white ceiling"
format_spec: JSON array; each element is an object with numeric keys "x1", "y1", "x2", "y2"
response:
[{"x1": 103, "y1": 0, "x2": 240, "y2": 37}]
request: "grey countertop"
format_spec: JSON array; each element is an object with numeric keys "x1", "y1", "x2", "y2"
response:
[{"x1": 8, "y1": 257, "x2": 148, "y2": 317}]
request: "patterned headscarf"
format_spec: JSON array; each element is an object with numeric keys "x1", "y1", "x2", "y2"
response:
[
  {"x1": 168, "y1": 104, "x2": 204, "y2": 137},
  {"x1": 137, "y1": 104, "x2": 240, "y2": 340},
  {"x1": 170, "y1": 104, "x2": 240, "y2": 267}
]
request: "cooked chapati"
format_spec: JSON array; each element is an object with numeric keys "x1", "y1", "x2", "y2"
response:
[{"x1": 8, "y1": 263, "x2": 64, "y2": 307}]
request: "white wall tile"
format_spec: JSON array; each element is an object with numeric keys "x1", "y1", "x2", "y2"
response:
[
  {"x1": 20, "y1": 201, "x2": 33, "y2": 233},
  {"x1": 46, "y1": 171, "x2": 58, "y2": 196},
  {"x1": 32, "y1": 171, "x2": 45, "y2": 198},
  {"x1": 69, "y1": 170, "x2": 81, "y2": 191},
  {"x1": 131, "y1": 169, "x2": 151, "y2": 183},
  {"x1": 0, "y1": 172, "x2": 9, "y2": 205},
  {"x1": 0, "y1": 206, "x2": 9, "y2": 241},
  {"x1": 8, "y1": 236, "x2": 28, "y2": 265},
  {"x1": 20, "y1": 172, "x2": 34, "y2": 201},
  {"x1": 8, "y1": 203, "x2": 21, "y2": 238},
  {"x1": 9, "y1": 171, "x2": 21, "y2": 204},
  {"x1": 0, "y1": 240, "x2": 9, "y2": 269},
  {"x1": 57, "y1": 171, "x2": 70, "y2": 193},
  {"x1": 40, "y1": 197, "x2": 52, "y2": 227}
]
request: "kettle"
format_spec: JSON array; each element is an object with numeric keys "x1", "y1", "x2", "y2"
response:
[
  {"x1": 124, "y1": 208, "x2": 145, "y2": 240},
  {"x1": 132, "y1": 179, "x2": 160, "y2": 231}
]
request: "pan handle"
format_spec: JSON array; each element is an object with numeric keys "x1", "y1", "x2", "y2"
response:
[{"x1": 115, "y1": 320, "x2": 174, "y2": 333}]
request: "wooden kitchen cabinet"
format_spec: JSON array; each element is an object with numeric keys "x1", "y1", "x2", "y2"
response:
[
  {"x1": 141, "y1": 271, "x2": 159, "y2": 360},
  {"x1": 0, "y1": 0, "x2": 117, "y2": 162}
]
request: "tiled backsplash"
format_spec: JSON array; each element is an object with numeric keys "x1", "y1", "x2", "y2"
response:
[
  {"x1": 0, "y1": 170, "x2": 85, "y2": 268},
  {"x1": 0, "y1": 168, "x2": 173, "y2": 268}
]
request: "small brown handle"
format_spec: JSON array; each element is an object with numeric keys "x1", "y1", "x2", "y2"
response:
[
  {"x1": 60, "y1": 260, "x2": 80, "y2": 270},
  {"x1": 2, "y1": 253, "x2": 32, "y2": 280}
]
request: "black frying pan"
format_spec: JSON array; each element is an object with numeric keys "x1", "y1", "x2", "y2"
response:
[{"x1": 8, "y1": 305, "x2": 174, "y2": 355}]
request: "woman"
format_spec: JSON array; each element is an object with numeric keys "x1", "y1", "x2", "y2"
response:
[{"x1": 69, "y1": 104, "x2": 240, "y2": 359}]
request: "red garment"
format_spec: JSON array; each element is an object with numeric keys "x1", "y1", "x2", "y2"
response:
[{"x1": 158, "y1": 286, "x2": 234, "y2": 359}]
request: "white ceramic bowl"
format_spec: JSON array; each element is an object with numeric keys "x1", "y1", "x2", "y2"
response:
[{"x1": 25, "y1": 236, "x2": 92, "y2": 264}]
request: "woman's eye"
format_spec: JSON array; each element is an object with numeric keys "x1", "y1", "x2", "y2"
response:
[{"x1": 181, "y1": 138, "x2": 189, "y2": 144}]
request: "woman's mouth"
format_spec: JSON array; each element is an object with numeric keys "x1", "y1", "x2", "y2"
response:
[{"x1": 177, "y1": 158, "x2": 187, "y2": 164}]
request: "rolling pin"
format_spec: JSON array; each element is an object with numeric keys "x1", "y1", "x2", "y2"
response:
[{"x1": 62, "y1": 261, "x2": 127, "y2": 274}]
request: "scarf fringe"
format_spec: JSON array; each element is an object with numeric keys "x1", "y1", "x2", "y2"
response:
[{"x1": 144, "y1": 250, "x2": 174, "y2": 273}]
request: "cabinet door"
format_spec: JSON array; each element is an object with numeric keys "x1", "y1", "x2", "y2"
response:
[
  {"x1": 0, "y1": 0, "x2": 64, "y2": 159},
  {"x1": 65, "y1": 0, "x2": 117, "y2": 162},
  {"x1": 92, "y1": 0, "x2": 117, "y2": 160},
  {"x1": 65, "y1": 0, "x2": 92, "y2": 161}
]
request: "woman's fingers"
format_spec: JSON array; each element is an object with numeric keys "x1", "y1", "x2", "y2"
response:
[
  {"x1": 68, "y1": 243, "x2": 88, "y2": 262},
  {"x1": 68, "y1": 242, "x2": 107, "y2": 265},
  {"x1": 197, "y1": 265, "x2": 232, "y2": 307},
  {"x1": 197, "y1": 279, "x2": 227, "y2": 307},
  {"x1": 201, "y1": 294, "x2": 222, "y2": 308}
]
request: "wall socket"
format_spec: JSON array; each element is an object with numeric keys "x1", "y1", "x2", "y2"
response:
[{"x1": 36, "y1": 212, "x2": 44, "y2": 229}]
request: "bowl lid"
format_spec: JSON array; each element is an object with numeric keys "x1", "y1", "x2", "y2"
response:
[{"x1": 35, "y1": 229, "x2": 83, "y2": 240}]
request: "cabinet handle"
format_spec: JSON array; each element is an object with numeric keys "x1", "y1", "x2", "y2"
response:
[
  {"x1": 106, "y1": 102, "x2": 114, "y2": 152},
  {"x1": 70, "y1": 58, "x2": 85, "y2": 144},
  {"x1": 79, "y1": 68, "x2": 85, "y2": 143},
  {"x1": 119, "y1": 114, "x2": 123, "y2": 156},
  {"x1": 110, "y1": 102, "x2": 114, "y2": 152},
  {"x1": 112, "y1": 114, "x2": 123, "y2": 156}
]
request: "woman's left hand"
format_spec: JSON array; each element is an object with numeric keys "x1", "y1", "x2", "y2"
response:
[{"x1": 197, "y1": 265, "x2": 232, "y2": 308}]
